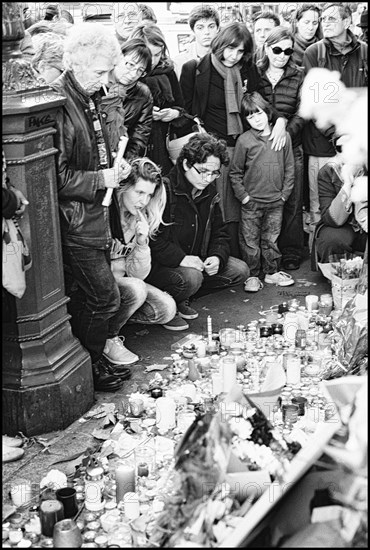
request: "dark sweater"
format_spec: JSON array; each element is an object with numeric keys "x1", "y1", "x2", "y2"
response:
[{"x1": 229, "y1": 129, "x2": 295, "y2": 203}]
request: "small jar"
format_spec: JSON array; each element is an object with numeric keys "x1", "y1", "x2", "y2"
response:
[{"x1": 272, "y1": 323, "x2": 283, "y2": 335}]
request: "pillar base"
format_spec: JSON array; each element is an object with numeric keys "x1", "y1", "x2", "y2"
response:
[{"x1": 2, "y1": 344, "x2": 93, "y2": 437}]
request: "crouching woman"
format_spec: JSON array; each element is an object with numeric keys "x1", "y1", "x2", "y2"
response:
[{"x1": 104, "y1": 158, "x2": 177, "y2": 367}]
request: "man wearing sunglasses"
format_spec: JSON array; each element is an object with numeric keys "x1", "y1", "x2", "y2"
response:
[
  {"x1": 302, "y1": 2, "x2": 368, "y2": 253},
  {"x1": 146, "y1": 133, "x2": 249, "y2": 330}
]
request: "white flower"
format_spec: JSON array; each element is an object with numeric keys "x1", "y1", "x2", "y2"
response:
[
  {"x1": 40, "y1": 469, "x2": 67, "y2": 491},
  {"x1": 228, "y1": 417, "x2": 253, "y2": 439}
]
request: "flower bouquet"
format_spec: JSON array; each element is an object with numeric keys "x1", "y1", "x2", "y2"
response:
[{"x1": 149, "y1": 386, "x2": 302, "y2": 547}]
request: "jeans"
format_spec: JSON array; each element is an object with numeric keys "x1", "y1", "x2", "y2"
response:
[
  {"x1": 316, "y1": 225, "x2": 367, "y2": 263},
  {"x1": 146, "y1": 257, "x2": 249, "y2": 303},
  {"x1": 278, "y1": 145, "x2": 305, "y2": 259},
  {"x1": 63, "y1": 246, "x2": 120, "y2": 364},
  {"x1": 308, "y1": 155, "x2": 333, "y2": 249},
  {"x1": 239, "y1": 200, "x2": 284, "y2": 278},
  {"x1": 108, "y1": 277, "x2": 176, "y2": 337}
]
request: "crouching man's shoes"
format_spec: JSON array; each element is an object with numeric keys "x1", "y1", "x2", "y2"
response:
[{"x1": 92, "y1": 358, "x2": 124, "y2": 392}]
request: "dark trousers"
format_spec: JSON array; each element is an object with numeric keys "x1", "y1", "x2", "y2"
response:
[
  {"x1": 278, "y1": 145, "x2": 305, "y2": 259},
  {"x1": 63, "y1": 246, "x2": 121, "y2": 364},
  {"x1": 146, "y1": 257, "x2": 249, "y2": 304},
  {"x1": 316, "y1": 225, "x2": 367, "y2": 263}
]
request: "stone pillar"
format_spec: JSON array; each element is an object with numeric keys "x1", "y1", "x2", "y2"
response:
[{"x1": 2, "y1": 2, "x2": 93, "y2": 436}]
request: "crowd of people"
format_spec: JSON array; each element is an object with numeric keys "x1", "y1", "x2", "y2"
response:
[{"x1": 4, "y1": 2, "x2": 367, "y2": 393}]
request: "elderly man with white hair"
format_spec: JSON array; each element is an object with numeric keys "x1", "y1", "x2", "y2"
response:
[{"x1": 50, "y1": 23, "x2": 135, "y2": 392}]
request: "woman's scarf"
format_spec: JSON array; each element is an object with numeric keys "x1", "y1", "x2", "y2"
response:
[
  {"x1": 293, "y1": 34, "x2": 319, "y2": 66},
  {"x1": 144, "y1": 61, "x2": 175, "y2": 108},
  {"x1": 211, "y1": 53, "x2": 244, "y2": 138},
  {"x1": 99, "y1": 83, "x2": 128, "y2": 155}
]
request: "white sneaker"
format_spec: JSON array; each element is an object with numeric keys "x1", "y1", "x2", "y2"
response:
[
  {"x1": 244, "y1": 277, "x2": 264, "y2": 292},
  {"x1": 264, "y1": 271, "x2": 294, "y2": 287},
  {"x1": 103, "y1": 336, "x2": 139, "y2": 365}
]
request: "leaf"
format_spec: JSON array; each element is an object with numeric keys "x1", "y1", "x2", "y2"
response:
[
  {"x1": 102, "y1": 413, "x2": 117, "y2": 427},
  {"x1": 50, "y1": 451, "x2": 87, "y2": 465},
  {"x1": 129, "y1": 421, "x2": 143, "y2": 434},
  {"x1": 92, "y1": 428, "x2": 113, "y2": 440},
  {"x1": 3, "y1": 504, "x2": 16, "y2": 522}
]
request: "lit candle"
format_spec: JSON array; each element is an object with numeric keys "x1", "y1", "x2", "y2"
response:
[
  {"x1": 207, "y1": 315, "x2": 213, "y2": 345},
  {"x1": 115, "y1": 463, "x2": 135, "y2": 503},
  {"x1": 39, "y1": 500, "x2": 64, "y2": 538},
  {"x1": 156, "y1": 397, "x2": 176, "y2": 431}
]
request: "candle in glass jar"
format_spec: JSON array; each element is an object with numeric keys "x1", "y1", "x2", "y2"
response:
[
  {"x1": 156, "y1": 397, "x2": 176, "y2": 431},
  {"x1": 286, "y1": 354, "x2": 301, "y2": 385},
  {"x1": 40, "y1": 500, "x2": 64, "y2": 538},
  {"x1": 122, "y1": 492, "x2": 140, "y2": 520},
  {"x1": 305, "y1": 295, "x2": 319, "y2": 312},
  {"x1": 115, "y1": 463, "x2": 135, "y2": 503}
]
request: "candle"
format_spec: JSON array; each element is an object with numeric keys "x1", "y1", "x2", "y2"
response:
[
  {"x1": 286, "y1": 354, "x2": 301, "y2": 385},
  {"x1": 282, "y1": 404, "x2": 299, "y2": 423},
  {"x1": 207, "y1": 315, "x2": 213, "y2": 345},
  {"x1": 123, "y1": 492, "x2": 140, "y2": 520},
  {"x1": 10, "y1": 481, "x2": 32, "y2": 508},
  {"x1": 196, "y1": 340, "x2": 206, "y2": 358},
  {"x1": 220, "y1": 356, "x2": 236, "y2": 393},
  {"x1": 115, "y1": 463, "x2": 135, "y2": 503},
  {"x1": 283, "y1": 312, "x2": 299, "y2": 345},
  {"x1": 156, "y1": 397, "x2": 176, "y2": 431},
  {"x1": 40, "y1": 500, "x2": 64, "y2": 537},
  {"x1": 211, "y1": 373, "x2": 223, "y2": 395},
  {"x1": 305, "y1": 295, "x2": 319, "y2": 312},
  {"x1": 181, "y1": 384, "x2": 197, "y2": 402}
]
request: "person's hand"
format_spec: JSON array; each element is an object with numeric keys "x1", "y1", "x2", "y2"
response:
[
  {"x1": 179, "y1": 255, "x2": 204, "y2": 271},
  {"x1": 102, "y1": 159, "x2": 131, "y2": 188},
  {"x1": 269, "y1": 117, "x2": 287, "y2": 151},
  {"x1": 12, "y1": 188, "x2": 29, "y2": 216},
  {"x1": 203, "y1": 256, "x2": 220, "y2": 276},
  {"x1": 135, "y1": 210, "x2": 149, "y2": 245},
  {"x1": 160, "y1": 108, "x2": 180, "y2": 122},
  {"x1": 152, "y1": 106, "x2": 164, "y2": 121}
]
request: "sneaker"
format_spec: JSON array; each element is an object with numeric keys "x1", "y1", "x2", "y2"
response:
[
  {"x1": 264, "y1": 271, "x2": 295, "y2": 287},
  {"x1": 178, "y1": 299, "x2": 199, "y2": 319},
  {"x1": 244, "y1": 277, "x2": 264, "y2": 292},
  {"x1": 103, "y1": 336, "x2": 139, "y2": 365},
  {"x1": 162, "y1": 312, "x2": 189, "y2": 331}
]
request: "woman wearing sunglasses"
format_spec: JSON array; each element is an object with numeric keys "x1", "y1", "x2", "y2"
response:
[
  {"x1": 257, "y1": 26, "x2": 306, "y2": 272},
  {"x1": 105, "y1": 158, "x2": 177, "y2": 367}
]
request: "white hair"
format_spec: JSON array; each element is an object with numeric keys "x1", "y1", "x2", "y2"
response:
[{"x1": 63, "y1": 23, "x2": 121, "y2": 69}]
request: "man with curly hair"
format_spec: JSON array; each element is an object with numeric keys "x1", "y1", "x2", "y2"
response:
[{"x1": 146, "y1": 133, "x2": 250, "y2": 330}]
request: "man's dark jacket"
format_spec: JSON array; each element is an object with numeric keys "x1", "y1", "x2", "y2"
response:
[
  {"x1": 302, "y1": 31, "x2": 368, "y2": 157},
  {"x1": 50, "y1": 70, "x2": 112, "y2": 249},
  {"x1": 149, "y1": 164, "x2": 230, "y2": 269}
]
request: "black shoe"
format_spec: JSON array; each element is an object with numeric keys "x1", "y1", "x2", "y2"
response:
[
  {"x1": 99, "y1": 355, "x2": 132, "y2": 379},
  {"x1": 282, "y1": 255, "x2": 301, "y2": 271},
  {"x1": 92, "y1": 358, "x2": 124, "y2": 392}
]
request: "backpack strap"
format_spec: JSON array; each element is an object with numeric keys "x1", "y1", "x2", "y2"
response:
[
  {"x1": 317, "y1": 40, "x2": 326, "y2": 68},
  {"x1": 360, "y1": 41, "x2": 368, "y2": 82}
]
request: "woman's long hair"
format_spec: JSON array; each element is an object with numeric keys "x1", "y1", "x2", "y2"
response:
[
  {"x1": 117, "y1": 158, "x2": 166, "y2": 237},
  {"x1": 257, "y1": 26, "x2": 295, "y2": 74},
  {"x1": 211, "y1": 21, "x2": 254, "y2": 64},
  {"x1": 129, "y1": 23, "x2": 173, "y2": 70}
]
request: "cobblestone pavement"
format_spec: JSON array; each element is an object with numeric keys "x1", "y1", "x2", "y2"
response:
[{"x1": 3, "y1": 257, "x2": 330, "y2": 507}]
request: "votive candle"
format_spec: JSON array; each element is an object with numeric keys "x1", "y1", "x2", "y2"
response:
[
  {"x1": 207, "y1": 316, "x2": 213, "y2": 345},
  {"x1": 115, "y1": 463, "x2": 135, "y2": 503}
]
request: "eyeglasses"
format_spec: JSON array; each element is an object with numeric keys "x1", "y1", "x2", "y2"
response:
[
  {"x1": 270, "y1": 46, "x2": 294, "y2": 56},
  {"x1": 123, "y1": 59, "x2": 146, "y2": 77},
  {"x1": 335, "y1": 143, "x2": 343, "y2": 153},
  {"x1": 192, "y1": 165, "x2": 221, "y2": 179},
  {"x1": 321, "y1": 16, "x2": 342, "y2": 24}
]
